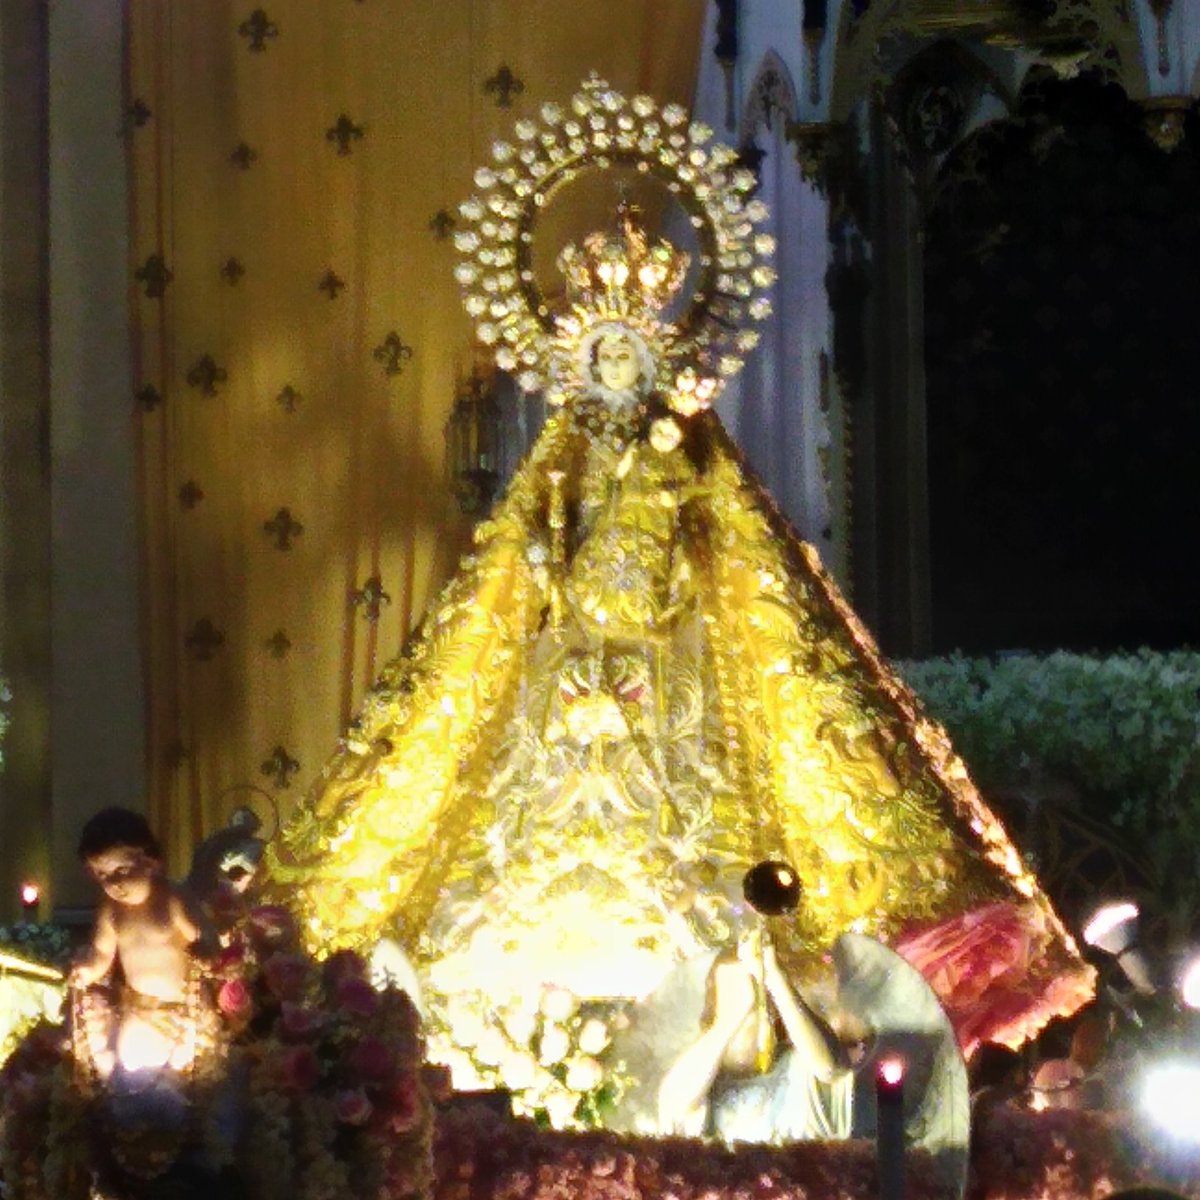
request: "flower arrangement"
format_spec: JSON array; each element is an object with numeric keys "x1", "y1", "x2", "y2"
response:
[
  {"x1": 425, "y1": 984, "x2": 627, "y2": 1129},
  {"x1": 0, "y1": 1021, "x2": 92, "y2": 1200},
  {"x1": 429, "y1": 1098, "x2": 1198, "y2": 1200},
  {"x1": 0, "y1": 902, "x2": 439, "y2": 1200},
  {"x1": 211, "y1": 903, "x2": 441, "y2": 1200},
  {"x1": 433, "y1": 1100, "x2": 948, "y2": 1200}
]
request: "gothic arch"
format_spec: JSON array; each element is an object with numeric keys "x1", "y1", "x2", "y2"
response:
[
  {"x1": 886, "y1": 40, "x2": 1014, "y2": 171},
  {"x1": 738, "y1": 49, "x2": 800, "y2": 148},
  {"x1": 829, "y1": 0, "x2": 1147, "y2": 125}
]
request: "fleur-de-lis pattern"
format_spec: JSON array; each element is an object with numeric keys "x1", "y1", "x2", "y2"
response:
[
  {"x1": 265, "y1": 629, "x2": 292, "y2": 658},
  {"x1": 317, "y1": 269, "x2": 346, "y2": 299},
  {"x1": 185, "y1": 618, "x2": 226, "y2": 661},
  {"x1": 372, "y1": 331, "x2": 413, "y2": 376},
  {"x1": 179, "y1": 480, "x2": 205, "y2": 509},
  {"x1": 326, "y1": 114, "x2": 365, "y2": 155},
  {"x1": 276, "y1": 384, "x2": 302, "y2": 413},
  {"x1": 135, "y1": 254, "x2": 173, "y2": 298},
  {"x1": 352, "y1": 575, "x2": 391, "y2": 623},
  {"x1": 186, "y1": 355, "x2": 228, "y2": 396},
  {"x1": 124, "y1": 99, "x2": 153, "y2": 133},
  {"x1": 260, "y1": 744, "x2": 300, "y2": 789},
  {"x1": 428, "y1": 209, "x2": 456, "y2": 240},
  {"x1": 238, "y1": 9, "x2": 279, "y2": 52},
  {"x1": 231, "y1": 142, "x2": 259, "y2": 170},
  {"x1": 263, "y1": 507, "x2": 304, "y2": 551},
  {"x1": 128, "y1": 1, "x2": 700, "y2": 868},
  {"x1": 484, "y1": 64, "x2": 525, "y2": 108},
  {"x1": 136, "y1": 384, "x2": 163, "y2": 412}
]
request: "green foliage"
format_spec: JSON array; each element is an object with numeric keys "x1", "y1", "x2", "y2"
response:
[
  {"x1": 897, "y1": 649, "x2": 1200, "y2": 942},
  {"x1": 0, "y1": 922, "x2": 72, "y2": 970}
]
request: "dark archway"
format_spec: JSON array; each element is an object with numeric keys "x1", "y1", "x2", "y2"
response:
[{"x1": 925, "y1": 73, "x2": 1200, "y2": 653}]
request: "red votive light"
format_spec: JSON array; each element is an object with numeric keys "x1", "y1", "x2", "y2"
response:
[
  {"x1": 20, "y1": 882, "x2": 40, "y2": 921},
  {"x1": 877, "y1": 1056, "x2": 905, "y2": 1093},
  {"x1": 875, "y1": 1056, "x2": 905, "y2": 1200}
]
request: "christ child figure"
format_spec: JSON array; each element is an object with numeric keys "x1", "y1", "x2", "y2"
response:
[{"x1": 71, "y1": 806, "x2": 206, "y2": 1077}]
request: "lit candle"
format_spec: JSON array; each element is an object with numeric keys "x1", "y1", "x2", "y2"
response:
[
  {"x1": 20, "y1": 882, "x2": 40, "y2": 922},
  {"x1": 876, "y1": 1056, "x2": 905, "y2": 1200}
]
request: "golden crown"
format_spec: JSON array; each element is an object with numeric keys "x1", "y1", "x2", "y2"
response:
[
  {"x1": 453, "y1": 77, "x2": 776, "y2": 414},
  {"x1": 556, "y1": 203, "x2": 689, "y2": 321}
]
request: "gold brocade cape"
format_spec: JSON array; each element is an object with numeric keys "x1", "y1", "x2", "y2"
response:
[{"x1": 267, "y1": 403, "x2": 1094, "y2": 1048}]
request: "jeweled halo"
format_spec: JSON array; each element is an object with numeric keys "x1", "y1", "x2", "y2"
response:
[{"x1": 453, "y1": 75, "x2": 776, "y2": 416}]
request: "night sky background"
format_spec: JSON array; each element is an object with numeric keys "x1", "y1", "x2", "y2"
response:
[{"x1": 925, "y1": 74, "x2": 1200, "y2": 654}]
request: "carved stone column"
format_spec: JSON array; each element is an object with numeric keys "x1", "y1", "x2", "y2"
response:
[{"x1": 853, "y1": 102, "x2": 932, "y2": 658}]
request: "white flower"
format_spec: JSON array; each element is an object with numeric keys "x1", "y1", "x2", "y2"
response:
[
  {"x1": 538, "y1": 1024, "x2": 571, "y2": 1065},
  {"x1": 442, "y1": 1048, "x2": 487, "y2": 1090},
  {"x1": 565, "y1": 1056, "x2": 603, "y2": 1092},
  {"x1": 499, "y1": 1050, "x2": 538, "y2": 1090},
  {"x1": 503, "y1": 1007, "x2": 538, "y2": 1046},
  {"x1": 577, "y1": 1018, "x2": 610, "y2": 1055},
  {"x1": 540, "y1": 986, "x2": 579, "y2": 1023},
  {"x1": 445, "y1": 1003, "x2": 485, "y2": 1048},
  {"x1": 544, "y1": 1087, "x2": 580, "y2": 1128},
  {"x1": 474, "y1": 1027, "x2": 509, "y2": 1067},
  {"x1": 649, "y1": 417, "x2": 683, "y2": 453}
]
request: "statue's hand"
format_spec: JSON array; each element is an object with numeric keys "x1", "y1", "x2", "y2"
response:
[
  {"x1": 709, "y1": 958, "x2": 757, "y2": 1033},
  {"x1": 69, "y1": 958, "x2": 103, "y2": 989}
]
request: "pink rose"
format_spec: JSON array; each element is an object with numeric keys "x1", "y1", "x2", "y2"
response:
[
  {"x1": 335, "y1": 974, "x2": 379, "y2": 1018},
  {"x1": 279, "y1": 1044, "x2": 321, "y2": 1093},
  {"x1": 383, "y1": 1072, "x2": 421, "y2": 1133},
  {"x1": 217, "y1": 978, "x2": 253, "y2": 1022},
  {"x1": 280, "y1": 1002, "x2": 323, "y2": 1040},
  {"x1": 322, "y1": 948, "x2": 368, "y2": 990},
  {"x1": 333, "y1": 1087, "x2": 373, "y2": 1126},
  {"x1": 262, "y1": 952, "x2": 310, "y2": 1001},
  {"x1": 346, "y1": 1036, "x2": 395, "y2": 1085},
  {"x1": 213, "y1": 939, "x2": 247, "y2": 979},
  {"x1": 383, "y1": 1161, "x2": 418, "y2": 1197},
  {"x1": 247, "y1": 904, "x2": 299, "y2": 949}
]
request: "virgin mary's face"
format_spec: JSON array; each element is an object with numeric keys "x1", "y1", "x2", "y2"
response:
[{"x1": 593, "y1": 332, "x2": 642, "y2": 392}]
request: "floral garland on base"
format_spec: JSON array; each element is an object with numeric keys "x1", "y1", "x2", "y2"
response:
[
  {"x1": 433, "y1": 1101, "x2": 947, "y2": 1200},
  {"x1": 431, "y1": 1100, "x2": 1198, "y2": 1200}
]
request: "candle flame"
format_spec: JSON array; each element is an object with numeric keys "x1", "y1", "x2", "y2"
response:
[{"x1": 878, "y1": 1056, "x2": 904, "y2": 1086}]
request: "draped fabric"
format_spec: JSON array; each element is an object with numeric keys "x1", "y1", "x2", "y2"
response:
[{"x1": 126, "y1": 0, "x2": 706, "y2": 872}]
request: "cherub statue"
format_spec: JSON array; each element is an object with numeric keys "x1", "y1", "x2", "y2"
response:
[{"x1": 70, "y1": 807, "x2": 214, "y2": 1079}]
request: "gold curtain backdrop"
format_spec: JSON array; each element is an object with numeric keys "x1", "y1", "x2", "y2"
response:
[{"x1": 127, "y1": 0, "x2": 706, "y2": 871}]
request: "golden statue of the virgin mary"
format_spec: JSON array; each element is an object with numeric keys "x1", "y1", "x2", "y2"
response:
[{"x1": 266, "y1": 79, "x2": 1093, "y2": 1128}]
